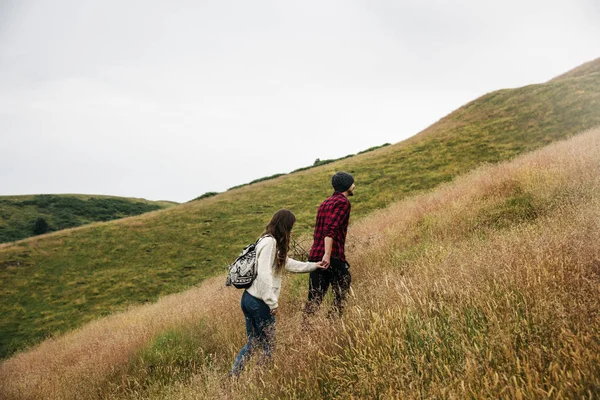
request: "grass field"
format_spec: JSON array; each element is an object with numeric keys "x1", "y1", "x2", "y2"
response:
[
  {"x1": 1, "y1": 127, "x2": 598, "y2": 399},
  {"x1": 0, "y1": 58, "x2": 599, "y2": 360}
]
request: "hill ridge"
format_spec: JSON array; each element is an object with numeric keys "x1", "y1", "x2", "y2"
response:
[{"x1": 549, "y1": 56, "x2": 600, "y2": 82}]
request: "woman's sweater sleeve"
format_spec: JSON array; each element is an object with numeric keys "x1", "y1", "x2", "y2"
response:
[
  {"x1": 285, "y1": 257, "x2": 317, "y2": 273},
  {"x1": 255, "y1": 237, "x2": 279, "y2": 310}
]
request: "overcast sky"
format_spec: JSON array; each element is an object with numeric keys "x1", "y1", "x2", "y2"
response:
[{"x1": 1, "y1": 0, "x2": 599, "y2": 203}]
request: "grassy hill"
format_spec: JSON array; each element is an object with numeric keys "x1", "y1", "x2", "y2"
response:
[
  {"x1": 0, "y1": 58, "x2": 599, "y2": 359},
  {"x1": 0, "y1": 194, "x2": 177, "y2": 244},
  {"x1": 1, "y1": 127, "x2": 598, "y2": 399},
  {"x1": 550, "y1": 57, "x2": 600, "y2": 81}
]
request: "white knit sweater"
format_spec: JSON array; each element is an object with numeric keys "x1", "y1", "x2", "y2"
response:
[{"x1": 246, "y1": 236, "x2": 317, "y2": 310}]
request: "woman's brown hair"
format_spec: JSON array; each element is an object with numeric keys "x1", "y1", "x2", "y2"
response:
[{"x1": 263, "y1": 209, "x2": 296, "y2": 273}]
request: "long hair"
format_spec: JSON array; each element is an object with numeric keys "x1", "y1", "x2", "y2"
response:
[{"x1": 263, "y1": 209, "x2": 296, "y2": 274}]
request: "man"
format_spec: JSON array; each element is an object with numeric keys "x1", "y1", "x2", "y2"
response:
[{"x1": 304, "y1": 171, "x2": 355, "y2": 318}]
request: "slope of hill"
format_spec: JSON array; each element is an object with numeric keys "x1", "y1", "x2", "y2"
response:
[
  {"x1": 0, "y1": 194, "x2": 177, "y2": 244},
  {"x1": 1, "y1": 127, "x2": 598, "y2": 399},
  {"x1": 549, "y1": 56, "x2": 600, "y2": 82},
  {"x1": 0, "y1": 58, "x2": 599, "y2": 359}
]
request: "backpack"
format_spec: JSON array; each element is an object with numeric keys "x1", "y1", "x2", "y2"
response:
[{"x1": 225, "y1": 236, "x2": 267, "y2": 288}]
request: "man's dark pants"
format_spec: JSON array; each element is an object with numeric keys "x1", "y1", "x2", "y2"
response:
[{"x1": 304, "y1": 257, "x2": 351, "y2": 317}]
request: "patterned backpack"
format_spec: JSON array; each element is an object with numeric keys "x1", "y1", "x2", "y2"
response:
[{"x1": 226, "y1": 236, "x2": 267, "y2": 288}]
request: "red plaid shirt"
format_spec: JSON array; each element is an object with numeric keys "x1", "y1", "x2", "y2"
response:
[{"x1": 309, "y1": 192, "x2": 351, "y2": 262}]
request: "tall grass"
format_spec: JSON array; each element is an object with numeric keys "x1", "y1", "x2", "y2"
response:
[{"x1": 1, "y1": 127, "x2": 599, "y2": 399}]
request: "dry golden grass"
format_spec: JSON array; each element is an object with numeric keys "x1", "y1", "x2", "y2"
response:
[
  {"x1": 1, "y1": 128, "x2": 599, "y2": 399},
  {"x1": 0, "y1": 273, "x2": 243, "y2": 399}
]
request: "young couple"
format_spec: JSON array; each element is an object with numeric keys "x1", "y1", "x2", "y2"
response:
[{"x1": 230, "y1": 171, "x2": 356, "y2": 376}]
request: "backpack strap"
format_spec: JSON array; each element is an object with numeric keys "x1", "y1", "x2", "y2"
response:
[
  {"x1": 257, "y1": 234, "x2": 273, "y2": 243},
  {"x1": 254, "y1": 234, "x2": 274, "y2": 260}
]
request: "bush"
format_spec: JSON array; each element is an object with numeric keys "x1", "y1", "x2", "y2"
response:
[
  {"x1": 357, "y1": 143, "x2": 391, "y2": 154},
  {"x1": 191, "y1": 192, "x2": 220, "y2": 202},
  {"x1": 33, "y1": 217, "x2": 49, "y2": 235},
  {"x1": 228, "y1": 173, "x2": 287, "y2": 191}
]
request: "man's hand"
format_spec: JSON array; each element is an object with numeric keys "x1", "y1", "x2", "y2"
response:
[
  {"x1": 321, "y1": 252, "x2": 331, "y2": 268},
  {"x1": 316, "y1": 261, "x2": 329, "y2": 269},
  {"x1": 270, "y1": 307, "x2": 278, "y2": 316}
]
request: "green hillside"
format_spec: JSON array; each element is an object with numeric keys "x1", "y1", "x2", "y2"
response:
[
  {"x1": 0, "y1": 58, "x2": 599, "y2": 359},
  {"x1": 0, "y1": 194, "x2": 177, "y2": 244}
]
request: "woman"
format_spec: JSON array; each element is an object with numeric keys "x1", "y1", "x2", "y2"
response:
[{"x1": 230, "y1": 209, "x2": 326, "y2": 376}]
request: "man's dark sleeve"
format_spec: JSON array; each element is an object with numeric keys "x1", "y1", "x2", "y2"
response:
[{"x1": 324, "y1": 201, "x2": 350, "y2": 238}]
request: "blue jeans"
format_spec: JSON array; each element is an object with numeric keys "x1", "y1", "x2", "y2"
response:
[{"x1": 230, "y1": 290, "x2": 276, "y2": 376}]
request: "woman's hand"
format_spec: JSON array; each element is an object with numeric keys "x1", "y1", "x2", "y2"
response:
[{"x1": 270, "y1": 307, "x2": 278, "y2": 316}]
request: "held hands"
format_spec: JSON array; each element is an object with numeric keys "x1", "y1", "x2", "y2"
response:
[
  {"x1": 270, "y1": 307, "x2": 278, "y2": 316},
  {"x1": 316, "y1": 261, "x2": 329, "y2": 269},
  {"x1": 320, "y1": 252, "x2": 331, "y2": 269}
]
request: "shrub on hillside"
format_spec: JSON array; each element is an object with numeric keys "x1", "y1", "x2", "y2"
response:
[
  {"x1": 228, "y1": 173, "x2": 287, "y2": 191},
  {"x1": 192, "y1": 192, "x2": 220, "y2": 202},
  {"x1": 33, "y1": 217, "x2": 49, "y2": 235},
  {"x1": 357, "y1": 143, "x2": 391, "y2": 154}
]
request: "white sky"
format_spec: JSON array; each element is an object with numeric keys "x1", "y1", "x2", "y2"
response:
[{"x1": 1, "y1": 0, "x2": 599, "y2": 203}]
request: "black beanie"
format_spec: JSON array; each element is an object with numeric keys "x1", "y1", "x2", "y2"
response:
[{"x1": 332, "y1": 171, "x2": 354, "y2": 192}]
